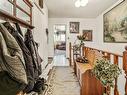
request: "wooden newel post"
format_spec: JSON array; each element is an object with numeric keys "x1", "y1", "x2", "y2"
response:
[
  {"x1": 123, "y1": 46, "x2": 127, "y2": 95},
  {"x1": 69, "y1": 42, "x2": 72, "y2": 66}
]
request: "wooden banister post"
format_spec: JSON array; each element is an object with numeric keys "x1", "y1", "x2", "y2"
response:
[
  {"x1": 114, "y1": 55, "x2": 119, "y2": 95},
  {"x1": 123, "y1": 46, "x2": 127, "y2": 95},
  {"x1": 82, "y1": 45, "x2": 86, "y2": 56},
  {"x1": 69, "y1": 42, "x2": 72, "y2": 66},
  {"x1": 85, "y1": 47, "x2": 88, "y2": 58}
]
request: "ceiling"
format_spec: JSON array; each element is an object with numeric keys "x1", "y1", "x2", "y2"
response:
[{"x1": 45, "y1": 0, "x2": 119, "y2": 18}]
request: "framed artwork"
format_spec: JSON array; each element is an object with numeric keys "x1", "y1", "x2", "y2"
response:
[
  {"x1": 70, "y1": 22, "x2": 79, "y2": 33},
  {"x1": 83, "y1": 30, "x2": 92, "y2": 41},
  {"x1": 104, "y1": 0, "x2": 127, "y2": 43}
]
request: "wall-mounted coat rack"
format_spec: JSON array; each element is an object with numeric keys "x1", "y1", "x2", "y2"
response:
[
  {"x1": 0, "y1": 0, "x2": 34, "y2": 29},
  {"x1": 0, "y1": 9, "x2": 34, "y2": 29}
]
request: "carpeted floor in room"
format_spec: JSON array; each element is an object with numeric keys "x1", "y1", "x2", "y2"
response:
[{"x1": 43, "y1": 66, "x2": 80, "y2": 95}]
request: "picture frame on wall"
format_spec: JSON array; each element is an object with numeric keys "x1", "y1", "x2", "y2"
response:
[
  {"x1": 39, "y1": 0, "x2": 43, "y2": 8},
  {"x1": 70, "y1": 22, "x2": 80, "y2": 33},
  {"x1": 103, "y1": 0, "x2": 127, "y2": 43},
  {"x1": 83, "y1": 30, "x2": 93, "y2": 41}
]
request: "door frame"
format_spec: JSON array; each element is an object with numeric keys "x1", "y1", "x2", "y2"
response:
[{"x1": 53, "y1": 24, "x2": 67, "y2": 56}]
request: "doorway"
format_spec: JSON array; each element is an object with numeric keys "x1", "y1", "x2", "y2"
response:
[{"x1": 54, "y1": 24, "x2": 66, "y2": 56}]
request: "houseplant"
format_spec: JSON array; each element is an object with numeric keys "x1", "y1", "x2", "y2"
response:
[
  {"x1": 92, "y1": 59, "x2": 121, "y2": 95},
  {"x1": 73, "y1": 35, "x2": 87, "y2": 55},
  {"x1": 73, "y1": 34, "x2": 89, "y2": 61},
  {"x1": 77, "y1": 34, "x2": 86, "y2": 46}
]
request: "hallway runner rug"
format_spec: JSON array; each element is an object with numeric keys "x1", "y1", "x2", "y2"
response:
[{"x1": 43, "y1": 66, "x2": 80, "y2": 95}]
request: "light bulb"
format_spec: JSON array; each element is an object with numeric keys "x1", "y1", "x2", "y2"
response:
[
  {"x1": 75, "y1": 0, "x2": 80, "y2": 8},
  {"x1": 80, "y1": 0, "x2": 88, "y2": 7}
]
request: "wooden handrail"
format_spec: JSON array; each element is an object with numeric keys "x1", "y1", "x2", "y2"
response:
[
  {"x1": 24, "y1": 0, "x2": 33, "y2": 7},
  {"x1": 84, "y1": 46, "x2": 123, "y2": 57},
  {"x1": 69, "y1": 42, "x2": 127, "y2": 95},
  {"x1": 84, "y1": 46, "x2": 127, "y2": 95}
]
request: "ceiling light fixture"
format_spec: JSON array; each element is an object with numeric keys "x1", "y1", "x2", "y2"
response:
[{"x1": 75, "y1": 0, "x2": 88, "y2": 8}]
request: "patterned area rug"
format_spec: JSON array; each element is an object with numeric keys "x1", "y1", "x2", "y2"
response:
[{"x1": 43, "y1": 66, "x2": 80, "y2": 95}]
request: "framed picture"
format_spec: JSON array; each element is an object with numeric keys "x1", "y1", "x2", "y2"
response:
[
  {"x1": 39, "y1": 0, "x2": 43, "y2": 8},
  {"x1": 70, "y1": 22, "x2": 79, "y2": 33},
  {"x1": 83, "y1": 30, "x2": 93, "y2": 41},
  {"x1": 104, "y1": 0, "x2": 127, "y2": 43}
]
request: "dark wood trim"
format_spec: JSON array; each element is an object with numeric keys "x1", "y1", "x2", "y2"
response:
[
  {"x1": 16, "y1": 5, "x2": 31, "y2": 16},
  {"x1": 13, "y1": 0, "x2": 16, "y2": 16},
  {"x1": 0, "y1": 9, "x2": 34, "y2": 29},
  {"x1": 45, "y1": 64, "x2": 49, "y2": 69},
  {"x1": 1, "y1": 0, "x2": 33, "y2": 28},
  {"x1": 84, "y1": 46, "x2": 123, "y2": 57},
  {"x1": 30, "y1": 4, "x2": 32, "y2": 25},
  {"x1": 69, "y1": 42, "x2": 72, "y2": 66},
  {"x1": 8, "y1": 0, "x2": 14, "y2": 4},
  {"x1": 24, "y1": 0, "x2": 33, "y2": 7},
  {"x1": 15, "y1": 0, "x2": 32, "y2": 25}
]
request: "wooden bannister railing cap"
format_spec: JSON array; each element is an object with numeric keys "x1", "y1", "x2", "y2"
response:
[{"x1": 125, "y1": 46, "x2": 127, "y2": 51}]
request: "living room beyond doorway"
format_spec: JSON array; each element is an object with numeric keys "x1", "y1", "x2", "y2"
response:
[{"x1": 54, "y1": 24, "x2": 66, "y2": 56}]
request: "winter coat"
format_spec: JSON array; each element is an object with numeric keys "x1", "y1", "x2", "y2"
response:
[
  {"x1": 3, "y1": 22, "x2": 35, "y2": 93},
  {"x1": 0, "y1": 24, "x2": 27, "y2": 95},
  {"x1": 24, "y1": 29, "x2": 43, "y2": 79}
]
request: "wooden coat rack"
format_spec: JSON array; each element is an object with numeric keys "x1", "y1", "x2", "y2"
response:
[
  {"x1": 0, "y1": 9, "x2": 34, "y2": 29},
  {"x1": 0, "y1": 0, "x2": 34, "y2": 29}
]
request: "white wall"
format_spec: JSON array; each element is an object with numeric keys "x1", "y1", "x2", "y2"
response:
[
  {"x1": 48, "y1": 0, "x2": 126, "y2": 94},
  {"x1": 46, "y1": 0, "x2": 127, "y2": 94},
  {"x1": 49, "y1": 0, "x2": 127, "y2": 57},
  {"x1": 48, "y1": 18, "x2": 96, "y2": 57},
  {"x1": 32, "y1": 2, "x2": 48, "y2": 71},
  {"x1": 95, "y1": 1, "x2": 126, "y2": 94},
  {"x1": 91, "y1": 0, "x2": 126, "y2": 55}
]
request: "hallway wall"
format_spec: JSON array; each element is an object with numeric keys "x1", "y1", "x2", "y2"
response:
[
  {"x1": 48, "y1": 18, "x2": 96, "y2": 58},
  {"x1": 48, "y1": 0, "x2": 126, "y2": 58},
  {"x1": 87, "y1": 0, "x2": 126, "y2": 55},
  {"x1": 48, "y1": 0, "x2": 126, "y2": 94},
  {"x1": 32, "y1": 1, "x2": 49, "y2": 71}
]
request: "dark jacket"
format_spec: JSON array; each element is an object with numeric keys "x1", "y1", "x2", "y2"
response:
[
  {"x1": 3, "y1": 22, "x2": 35, "y2": 93},
  {"x1": 24, "y1": 29, "x2": 43, "y2": 80},
  {"x1": 0, "y1": 24, "x2": 27, "y2": 95}
]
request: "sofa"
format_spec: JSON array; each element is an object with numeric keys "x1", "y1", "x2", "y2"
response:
[{"x1": 56, "y1": 42, "x2": 66, "y2": 50}]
